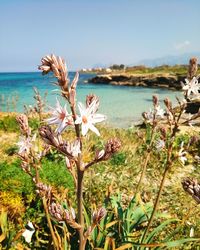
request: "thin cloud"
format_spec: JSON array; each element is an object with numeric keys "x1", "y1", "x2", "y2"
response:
[{"x1": 174, "y1": 40, "x2": 190, "y2": 50}]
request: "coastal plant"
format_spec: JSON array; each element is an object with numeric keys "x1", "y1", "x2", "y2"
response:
[
  {"x1": 10, "y1": 55, "x2": 200, "y2": 249},
  {"x1": 15, "y1": 54, "x2": 121, "y2": 249},
  {"x1": 134, "y1": 58, "x2": 200, "y2": 246},
  {"x1": 0, "y1": 92, "x2": 19, "y2": 112},
  {"x1": 24, "y1": 87, "x2": 47, "y2": 122}
]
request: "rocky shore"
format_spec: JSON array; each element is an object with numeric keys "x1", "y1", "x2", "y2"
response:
[{"x1": 88, "y1": 73, "x2": 186, "y2": 90}]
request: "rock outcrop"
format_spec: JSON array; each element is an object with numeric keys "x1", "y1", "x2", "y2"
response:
[{"x1": 88, "y1": 73, "x2": 186, "y2": 90}]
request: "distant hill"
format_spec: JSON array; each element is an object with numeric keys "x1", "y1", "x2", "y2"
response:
[{"x1": 136, "y1": 52, "x2": 200, "y2": 67}]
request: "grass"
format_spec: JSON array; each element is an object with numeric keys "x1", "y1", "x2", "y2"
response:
[{"x1": 1, "y1": 113, "x2": 200, "y2": 248}]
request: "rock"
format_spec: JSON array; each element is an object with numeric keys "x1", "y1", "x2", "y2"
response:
[
  {"x1": 185, "y1": 100, "x2": 200, "y2": 114},
  {"x1": 88, "y1": 75, "x2": 112, "y2": 84},
  {"x1": 88, "y1": 73, "x2": 185, "y2": 90}
]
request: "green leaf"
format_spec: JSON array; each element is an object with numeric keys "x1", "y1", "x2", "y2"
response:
[
  {"x1": 145, "y1": 218, "x2": 179, "y2": 243},
  {"x1": 83, "y1": 205, "x2": 91, "y2": 228},
  {"x1": 164, "y1": 238, "x2": 200, "y2": 247}
]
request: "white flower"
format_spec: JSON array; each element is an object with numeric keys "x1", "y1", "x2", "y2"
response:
[
  {"x1": 145, "y1": 106, "x2": 165, "y2": 123},
  {"x1": 75, "y1": 101, "x2": 106, "y2": 136},
  {"x1": 181, "y1": 77, "x2": 200, "y2": 97},
  {"x1": 155, "y1": 106, "x2": 165, "y2": 118},
  {"x1": 178, "y1": 142, "x2": 187, "y2": 165},
  {"x1": 46, "y1": 99, "x2": 73, "y2": 134},
  {"x1": 145, "y1": 109, "x2": 154, "y2": 122},
  {"x1": 155, "y1": 139, "x2": 165, "y2": 151},
  {"x1": 67, "y1": 140, "x2": 81, "y2": 157},
  {"x1": 17, "y1": 136, "x2": 32, "y2": 154},
  {"x1": 22, "y1": 221, "x2": 35, "y2": 243}
]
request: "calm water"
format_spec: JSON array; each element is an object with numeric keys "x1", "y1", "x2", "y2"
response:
[{"x1": 0, "y1": 72, "x2": 182, "y2": 127}]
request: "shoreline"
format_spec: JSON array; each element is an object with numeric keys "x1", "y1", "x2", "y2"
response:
[{"x1": 88, "y1": 72, "x2": 185, "y2": 90}]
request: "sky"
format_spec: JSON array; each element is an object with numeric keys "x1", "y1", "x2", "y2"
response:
[{"x1": 0, "y1": 0, "x2": 200, "y2": 72}]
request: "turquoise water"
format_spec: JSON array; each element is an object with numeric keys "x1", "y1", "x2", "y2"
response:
[{"x1": 0, "y1": 72, "x2": 182, "y2": 127}]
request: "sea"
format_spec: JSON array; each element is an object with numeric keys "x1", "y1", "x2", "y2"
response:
[{"x1": 0, "y1": 72, "x2": 182, "y2": 128}]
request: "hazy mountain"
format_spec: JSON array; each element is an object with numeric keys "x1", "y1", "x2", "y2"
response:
[{"x1": 135, "y1": 52, "x2": 200, "y2": 67}]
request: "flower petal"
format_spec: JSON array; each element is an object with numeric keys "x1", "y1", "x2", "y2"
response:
[
  {"x1": 92, "y1": 114, "x2": 106, "y2": 123},
  {"x1": 82, "y1": 123, "x2": 89, "y2": 136},
  {"x1": 78, "y1": 102, "x2": 86, "y2": 116},
  {"x1": 89, "y1": 123, "x2": 100, "y2": 136}
]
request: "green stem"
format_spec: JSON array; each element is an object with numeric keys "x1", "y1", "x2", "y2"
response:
[
  {"x1": 141, "y1": 142, "x2": 173, "y2": 243},
  {"x1": 43, "y1": 197, "x2": 60, "y2": 250},
  {"x1": 135, "y1": 125, "x2": 156, "y2": 196},
  {"x1": 141, "y1": 165, "x2": 169, "y2": 243},
  {"x1": 135, "y1": 151, "x2": 151, "y2": 195}
]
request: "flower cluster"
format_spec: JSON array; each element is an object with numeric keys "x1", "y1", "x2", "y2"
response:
[
  {"x1": 142, "y1": 95, "x2": 165, "y2": 124},
  {"x1": 181, "y1": 77, "x2": 200, "y2": 100},
  {"x1": 16, "y1": 54, "x2": 122, "y2": 249},
  {"x1": 49, "y1": 202, "x2": 81, "y2": 230},
  {"x1": 46, "y1": 99, "x2": 73, "y2": 134}
]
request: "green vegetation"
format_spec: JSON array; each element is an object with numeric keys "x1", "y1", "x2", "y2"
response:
[
  {"x1": 85, "y1": 64, "x2": 200, "y2": 76},
  {"x1": 125, "y1": 64, "x2": 191, "y2": 75},
  {"x1": 1, "y1": 56, "x2": 200, "y2": 249},
  {"x1": 0, "y1": 113, "x2": 200, "y2": 249}
]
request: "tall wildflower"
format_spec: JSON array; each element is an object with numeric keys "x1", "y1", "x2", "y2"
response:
[{"x1": 37, "y1": 54, "x2": 120, "y2": 249}]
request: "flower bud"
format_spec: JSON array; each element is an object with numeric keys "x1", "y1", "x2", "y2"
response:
[
  {"x1": 187, "y1": 57, "x2": 198, "y2": 80},
  {"x1": 92, "y1": 207, "x2": 107, "y2": 224},
  {"x1": 95, "y1": 149, "x2": 105, "y2": 160},
  {"x1": 182, "y1": 177, "x2": 200, "y2": 204},
  {"x1": 36, "y1": 182, "x2": 52, "y2": 199},
  {"x1": 39, "y1": 54, "x2": 68, "y2": 90},
  {"x1": 164, "y1": 98, "x2": 172, "y2": 110},
  {"x1": 16, "y1": 114, "x2": 30, "y2": 136},
  {"x1": 159, "y1": 127, "x2": 167, "y2": 140},
  {"x1": 86, "y1": 94, "x2": 99, "y2": 112},
  {"x1": 103, "y1": 138, "x2": 121, "y2": 160},
  {"x1": 39, "y1": 125, "x2": 59, "y2": 147},
  {"x1": 152, "y1": 95, "x2": 159, "y2": 107},
  {"x1": 49, "y1": 203, "x2": 63, "y2": 221},
  {"x1": 38, "y1": 65, "x2": 51, "y2": 74}
]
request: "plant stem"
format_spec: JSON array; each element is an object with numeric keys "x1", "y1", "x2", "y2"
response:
[
  {"x1": 135, "y1": 151, "x2": 151, "y2": 195},
  {"x1": 141, "y1": 165, "x2": 169, "y2": 243},
  {"x1": 141, "y1": 105, "x2": 184, "y2": 243},
  {"x1": 77, "y1": 169, "x2": 85, "y2": 250},
  {"x1": 70, "y1": 103, "x2": 85, "y2": 249},
  {"x1": 141, "y1": 144, "x2": 173, "y2": 243},
  {"x1": 135, "y1": 126, "x2": 156, "y2": 196}
]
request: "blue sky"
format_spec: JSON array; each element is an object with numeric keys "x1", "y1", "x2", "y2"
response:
[{"x1": 0, "y1": 0, "x2": 199, "y2": 71}]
